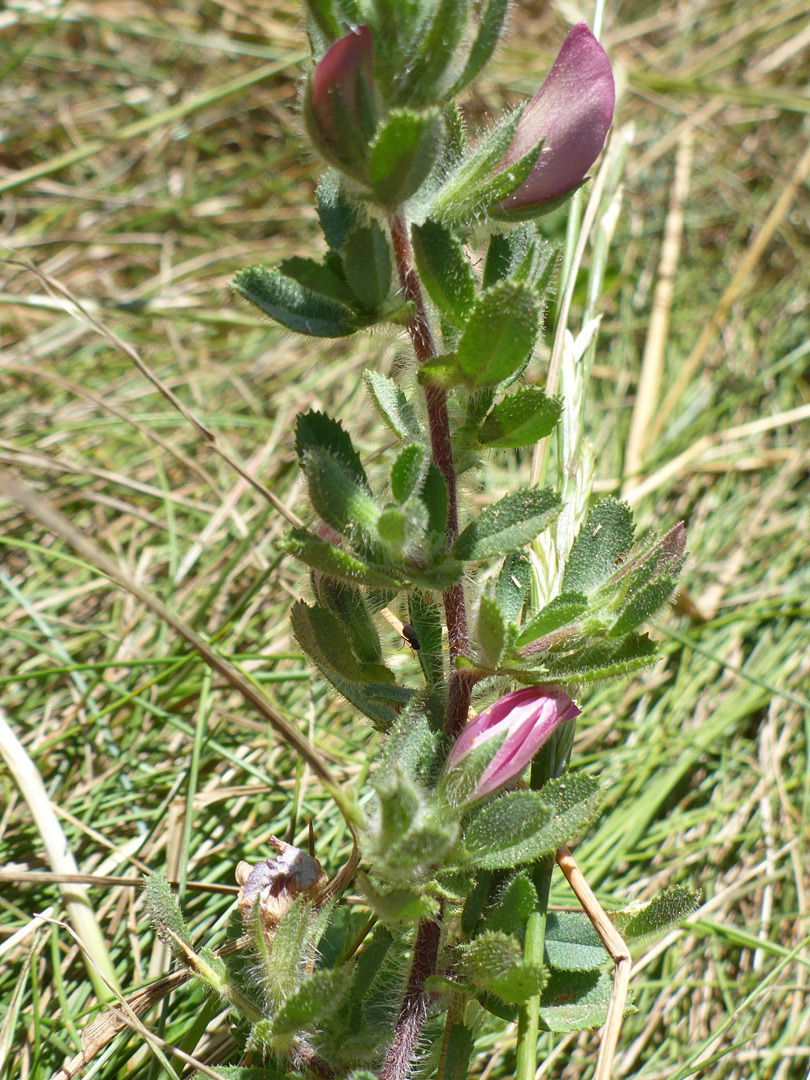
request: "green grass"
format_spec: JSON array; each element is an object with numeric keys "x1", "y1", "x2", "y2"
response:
[{"x1": 1, "y1": 1, "x2": 809, "y2": 1078}]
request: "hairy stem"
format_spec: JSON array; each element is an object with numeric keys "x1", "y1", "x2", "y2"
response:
[
  {"x1": 378, "y1": 916, "x2": 442, "y2": 1080},
  {"x1": 389, "y1": 214, "x2": 470, "y2": 738}
]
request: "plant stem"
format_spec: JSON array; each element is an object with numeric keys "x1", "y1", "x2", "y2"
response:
[
  {"x1": 389, "y1": 214, "x2": 470, "y2": 738},
  {"x1": 378, "y1": 915, "x2": 442, "y2": 1080},
  {"x1": 515, "y1": 857, "x2": 553, "y2": 1080}
]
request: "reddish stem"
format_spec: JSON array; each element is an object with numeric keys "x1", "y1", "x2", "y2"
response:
[
  {"x1": 389, "y1": 215, "x2": 470, "y2": 738},
  {"x1": 378, "y1": 917, "x2": 442, "y2": 1080}
]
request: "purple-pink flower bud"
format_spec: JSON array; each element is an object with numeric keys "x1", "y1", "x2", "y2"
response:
[
  {"x1": 445, "y1": 686, "x2": 580, "y2": 802},
  {"x1": 497, "y1": 23, "x2": 615, "y2": 213},
  {"x1": 308, "y1": 25, "x2": 374, "y2": 160}
]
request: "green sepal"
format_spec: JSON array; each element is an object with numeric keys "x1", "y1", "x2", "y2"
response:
[
  {"x1": 295, "y1": 409, "x2": 369, "y2": 490},
  {"x1": 453, "y1": 488, "x2": 561, "y2": 561},
  {"x1": 562, "y1": 498, "x2": 635, "y2": 596},
  {"x1": 284, "y1": 528, "x2": 402, "y2": 589},
  {"x1": 266, "y1": 897, "x2": 315, "y2": 1001},
  {"x1": 460, "y1": 930, "x2": 546, "y2": 1004},
  {"x1": 539, "y1": 968, "x2": 613, "y2": 1032},
  {"x1": 301, "y1": 0, "x2": 341, "y2": 51},
  {"x1": 446, "y1": 0, "x2": 509, "y2": 96},
  {"x1": 408, "y1": 590, "x2": 445, "y2": 688},
  {"x1": 516, "y1": 592, "x2": 588, "y2": 648},
  {"x1": 544, "y1": 912, "x2": 607, "y2": 973},
  {"x1": 356, "y1": 873, "x2": 440, "y2": 924},
  {"x1": 477, "y1": 387, "x2": 562, "y2": 448},
  {"x1": 391, "y1": 444, "x2": 429, "y2": 504},
  {"x1": 609, "y1": 576, "x2": 681, "y2": 637},
  {"x1": 342, "y1": 222, "x2": 392, "y2": 310},
  {"x1": 270, "y1": 967, "x2": 353, "y2": 1037},
  {"x1": 430, "y1": 108, "x2": 539, "y2": 228},
  {"x1": 411, "y1": 218, "x2": 475, "y2": 325},
  {"x1": 232, "y1": 265, "x2": 363, "y2": 338},
  {"x1": 495, "y1": 551, "x2": 531, "y2": 623},
  {"x1": 455, "y1": 280, "x2": 541, "y2": 388},
  {"x1": 364, "y1": 370, "x2": 425, "y2": 443},
  {"x1": 290, "y1": 601, "x2": 398, "y2": 729},
  {"x1": 369, "y1": 108, "x2": 443, "y2": 205},
  {"x1": 489, "y1": 178, "x2": 588, "y2": 223},
  {"x1": 477, "y1": 595, "x2": 507, "y2": 668},
  {"x1": 458, "y1": 775, "x2": 603, "y2": 870}
]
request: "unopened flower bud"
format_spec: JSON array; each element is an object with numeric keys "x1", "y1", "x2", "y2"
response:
[
  {"x1": 305, "y1": 25, "x2": 377, "y2": 179},
  {"x1": 444, "y1": 687, "x2": 580, "y2": 803},
  {"x1": 495, "y1": 23, "x2": 615, "y2": 215}
]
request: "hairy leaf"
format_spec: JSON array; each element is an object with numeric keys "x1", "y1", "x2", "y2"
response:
[{"x1": 453, "y1": 488, "x2": 560, "y2": 561}]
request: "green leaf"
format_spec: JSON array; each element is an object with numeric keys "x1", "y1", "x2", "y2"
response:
[
  {"x1": 613, "y1": 885, "x2": 701, "y2": 946},
  {"x1": 369, "y1": 108, "x2": 443, "y2": 205},
  {"x1": 495, "y1": 551, "x2": 531, "y2": 623},
  {"x1": 477, "y1": 387, "x2": 562, "y2": 448},
  {"x1": 290, "y1": 601, "x2": 398, "y2": 729},
  {"x1": 302, "y1": 447, "x2": 380, "y2": 539},
  {"x1": 342, "y1": 222, "x2": 392, "y2": 310},
  {"x1": 460, "y1": 775, "x2": 603, "y2": 870},
  {"x1": 540, "y1": 633, "x2": 658, "y2": 683},
  {"x1": 477, "y1": 596, "x2": 506, "y2": 668},
  {"x1": 453, "y1": 488, "x2": 561, "y2": 561},
  {"x1": 317, "y1": 171, "x2": 363, "y2": 251},
  {"x1": 271, "y1": 967, "x2": 353, "y2": 1036},
  {"x1": 378, "y1": 694, "x2": 437, "y2": 786},
  {"x1": 455, "y1": 281, "x2": 541, "y2": 388},
  {"x1": 295, "y1": 409, "x2": 369, "y2": 490},
  {"x1": 232, "y1": 265, "x2": 361, "y2": 338},
  {"x1": 446, "y1": 0, "x2": 509, "y2": 96},
  {"x1": 395, "y1": 0, "x2": 468, "y2": 106},
  {"x1": 484, "y1": 873, "x2": 538, "y2": 938},
  {"x1": 562, "y1": 498, "x2": 635, "y2": 595},
  {"x1": 460, "y1": 930, "x2": 545, "y2": 1004},
  {"x1": 315, "y1": 579, "x2": 384, "y2": 665},
  {"x1": 411, "y1": 218, "x2": 475, "y2": 325},
  {"x1": 277, "y1": 255, "x2": 356, "y2": 306},
  {"x1": 144, "y1": 872, "x2": 191, "y2": 957},
  {"x1": 283, "y1": 528, "x2": 402, "y2": 589},
  {"x1": 391, "y1": 444, "x2": 429, "y2": 504},
  {"x1": 421, "y1": 463, "x2": 449, "y2": 543},
  {"x1": 539, "y1": 968, "x2": 613, "y2": 1033},
  {"x1": 482, "y1": 233, "x2": 512, "y2": 288},
  {"x1": 364, "y1": 370, "x2": 425, "y2": 443},
  {"x1": 408, "y1": 591, "x2": 445, "y2": 687},
  {"x1": 610, "y1": 576, "x2": 680, "y2": 637},
  {"x1": 544, "y1": 912, "x2": 607, "y2": 972},
  {"x1": 515, "y1": 592, "x2": 588, "y2": 647}
]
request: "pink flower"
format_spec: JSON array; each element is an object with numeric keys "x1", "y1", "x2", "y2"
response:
[
  {"x1": 445, "y1": 687, "x2": 580, "y2": 802},
  {"x1": 497, "y1": 23, "x2": 615, "y2": 213}
]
